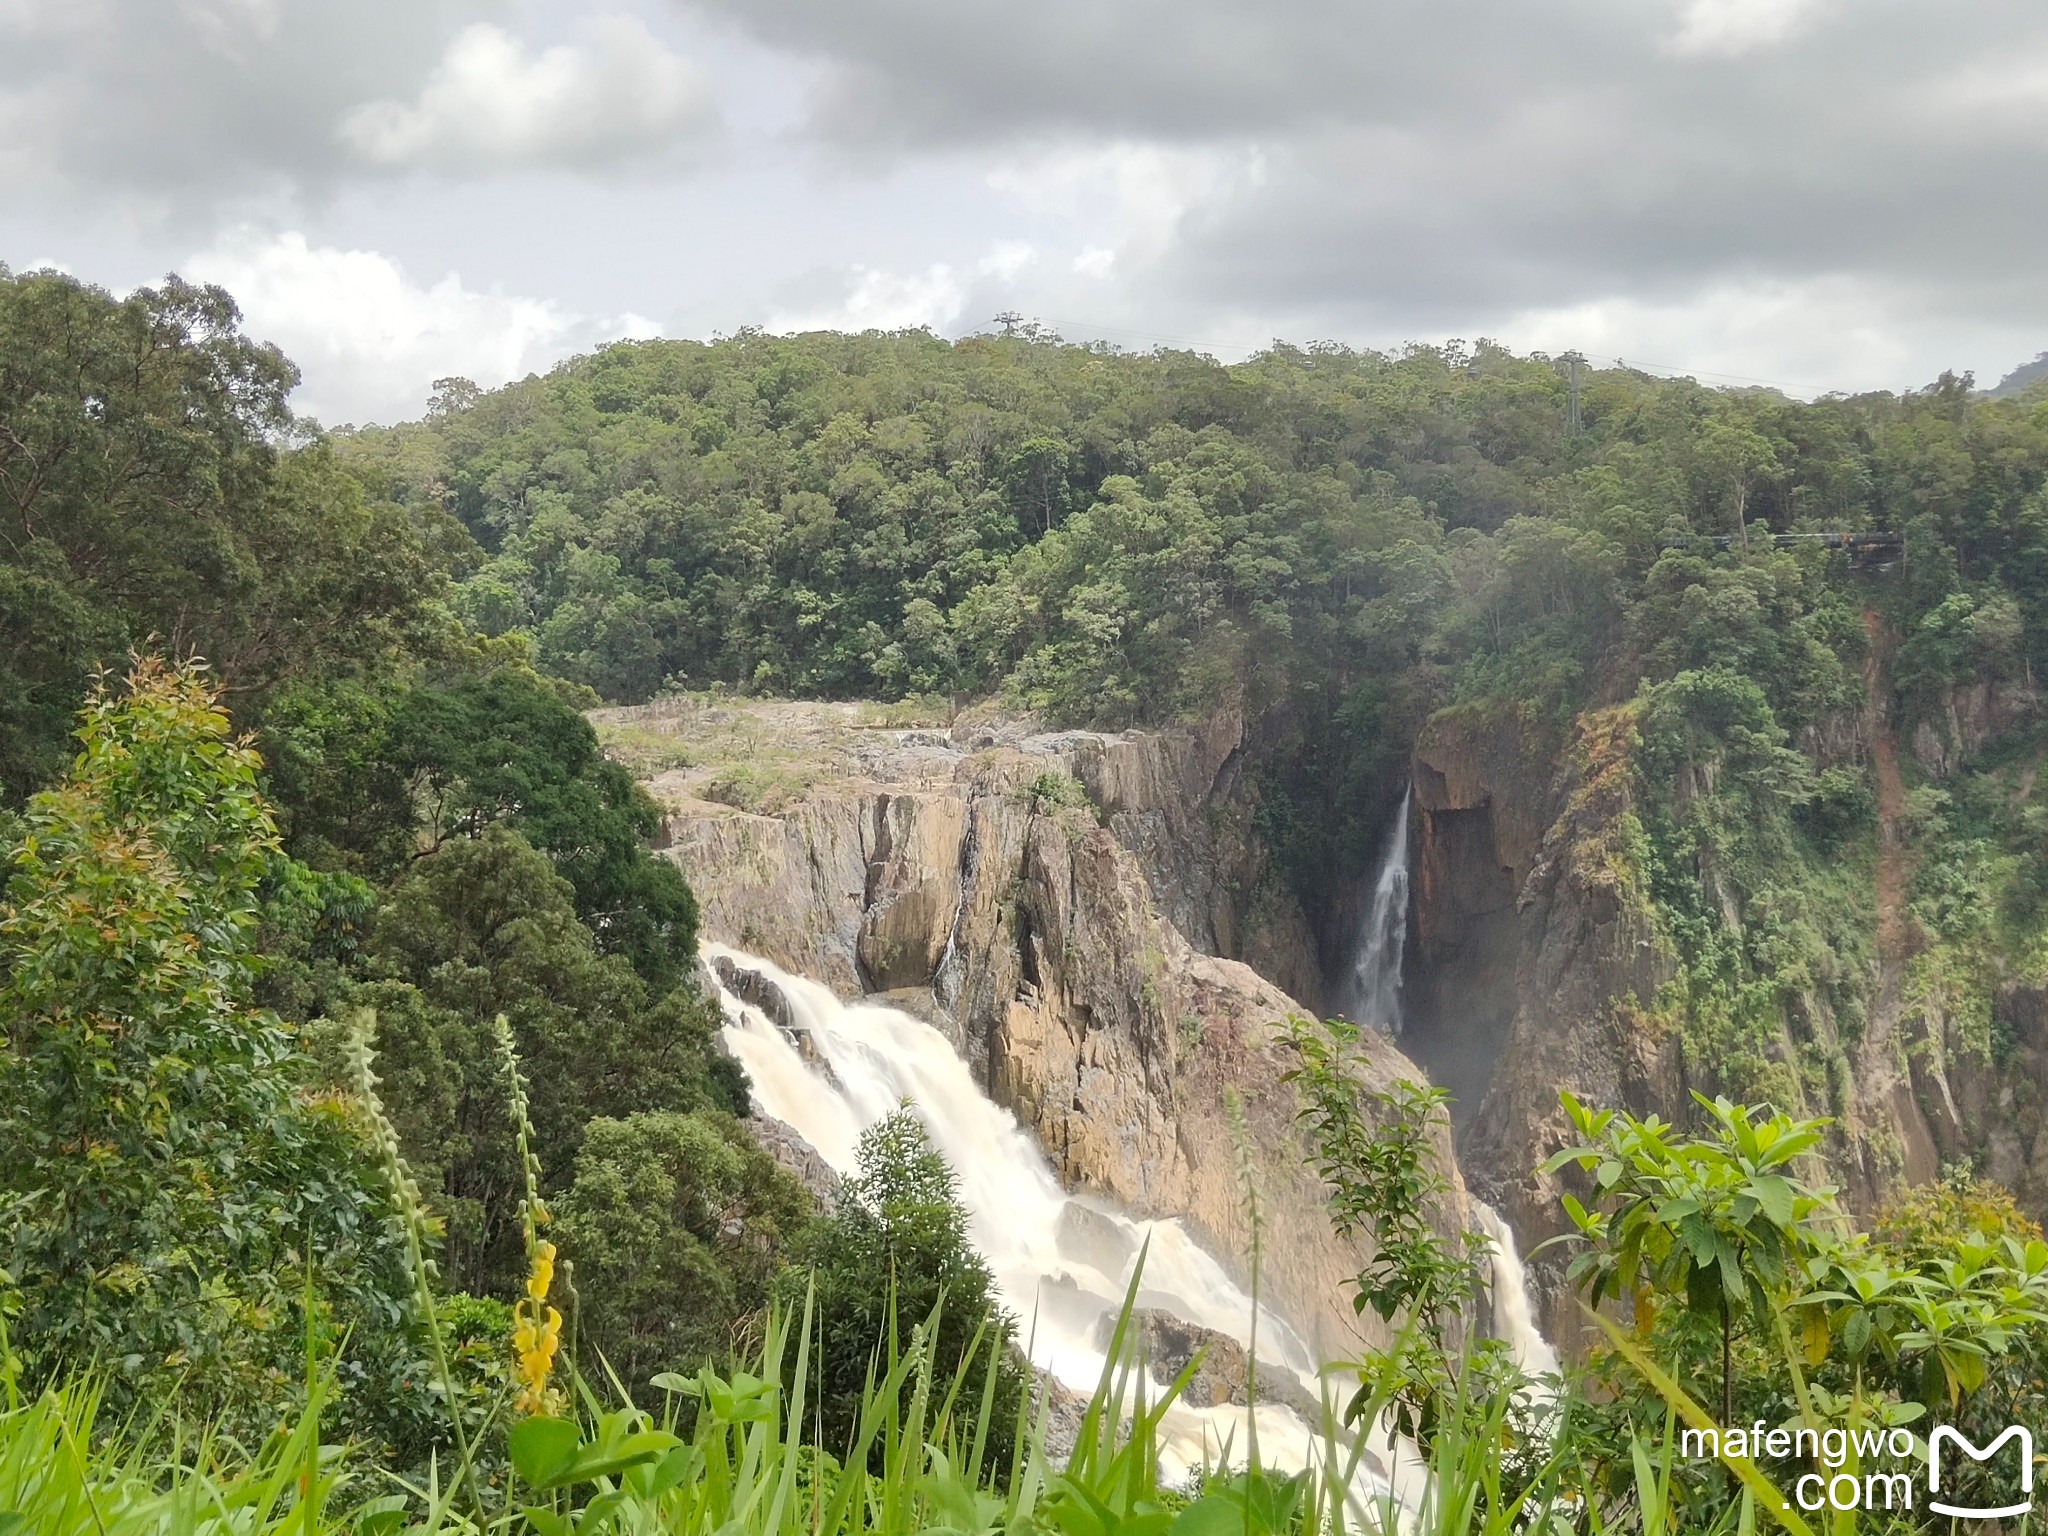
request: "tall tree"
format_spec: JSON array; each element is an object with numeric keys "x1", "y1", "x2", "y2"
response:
[{"x1": 0, "y1": 269, "x2": 442, "y2": 800}]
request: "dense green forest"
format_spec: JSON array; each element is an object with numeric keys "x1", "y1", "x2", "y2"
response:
[
  {"x1": 7, "y1": 265, "x2": 2048, "y2": 1532},
  {"x1": 339, "y1": 321, "x2": 2048, "y2": 1114}
]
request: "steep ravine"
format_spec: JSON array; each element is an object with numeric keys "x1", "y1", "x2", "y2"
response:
[
  {"x1": 618, "y1": 679, "x2": 2048, "y2": 1366},
  {"x1": 618, "y1": 697, "x2": 1459, "y2": 1363},
  {"x1": 1402, "y1": 663, "x2": 2048, "y2": 1346}
]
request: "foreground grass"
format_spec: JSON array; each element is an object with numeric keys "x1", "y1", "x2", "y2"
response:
[{"x1": 3, "y1": 1299, "x2": 1893, "y2": 1536}]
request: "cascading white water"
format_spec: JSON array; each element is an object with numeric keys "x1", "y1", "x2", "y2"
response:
[
  {"x1": 1340, "y1": 788, "x2": 1412, "y2": 1034},
  {"x1": 703, "y1": 942, "x2": 1420, "y2": 1501},
  {"x1": 1471, "y1": 1201, "x2": 1560, "y2": 1388}
]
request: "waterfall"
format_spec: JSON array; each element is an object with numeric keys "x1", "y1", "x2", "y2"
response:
[
  {"x1": 1340, "y1": 787, "x2": 1412, "y2": 1034},
  {"x1": 1471, "y1": 1201, "x2": 1560, "y2": 1386},
  {"x1": 703, "y1": 942, "x2": 1419, "y2": 1501}
]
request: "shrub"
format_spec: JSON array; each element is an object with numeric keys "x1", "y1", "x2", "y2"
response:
[
  {"x1": 554, "y1": 1110, "x2": 810, "y2": 1389},
  {"x1": 0, "y1": 658, "x2": 414, "y2": 1435}
]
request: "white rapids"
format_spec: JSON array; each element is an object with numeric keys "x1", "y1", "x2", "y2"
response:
[
  {"x1": 704, "y1": 941, "x2": 1559, "y2": 1515},
  {"x1": 1472, "y1": 1201, "x2": 1561, "y2": 1387},
  {"x1": 703, "y1": 942, "x2": 1418, "y2": 1500}
]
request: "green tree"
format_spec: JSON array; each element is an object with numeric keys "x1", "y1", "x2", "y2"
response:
[
  {"x1": 553, "y1": 1111, "x2": 810, "y2": 1389},
  {"x1": 0, "y1": 269, "x2": 443, "y2": 801},
  {"x1": 266, "y1": 665, "x2": 700, "y2": 993},
  {"x1": 786, "y1": 1111, "x2": 1028, "y2": 1467},
  {"x1": 1280, "y1": 1016, "x2": 1487, "y2": 1445},
  {"x1": 1544, "y1": 1091, "x2": 1834, "y2": 1423},
  {"x1": 0, "y1": 658, "x2": 412, "y2": 1426},
  {"x1": 346, "y1": 824, "x2": 737, "y2": 1296},
  {"x1": 1695, "y1": 416, "x2": 1784, "y2": 551}
]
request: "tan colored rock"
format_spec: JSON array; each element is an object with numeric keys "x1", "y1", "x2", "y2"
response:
[
  {"x1": 614, "y1": 696, "x2": 1463, "y2": 1362},
  {"x1": 858, "y1": 793, "x2": 966, "y2": 990}
]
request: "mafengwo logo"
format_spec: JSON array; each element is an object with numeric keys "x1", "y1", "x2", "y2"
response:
[
  {"x1": 1683, "y1": 1421, "x2": 2036, "y2": 1517},
  {"x1": 1928, "y1": 1425, "x2": 2034, "y2": 1521}
]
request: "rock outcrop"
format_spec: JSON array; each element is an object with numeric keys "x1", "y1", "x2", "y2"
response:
[
  {"x1": 1376, "y1": 704, "x2": 1666, "y2": 1341},
  {"x1": 1110, "y1": 1310, "x2": 1321, "y2": 1418},
  {"x1": 1403, "y1": 706, "x2": 1561, "y2": 1123},
  {"x1": 618, "y1": 697, "x2": 1460, "y2": 1362}
]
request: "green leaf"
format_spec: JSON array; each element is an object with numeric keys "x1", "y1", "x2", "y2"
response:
[
  {"x1": 562, "y1": 1429, "x2": 680, "y2": 1484},
  {"x1": 352, "y1": 1496, "x2": 410, "y2": 1536},
  {"x1": 509, "y1": 1415, "x2": 583, "y2": 1489},
  {"x1": 1585, "y1": 1305, "x2": 1813, "y2": 1536},
  {"x1": 1748, "y1": 1175, "x2": 1795, "y2": 1228},
  {"x1": 523, "y1": 1507, "x2": 572, "y2": 1536},
  {"x1": 639, "y1": 1444, "x2": 699, "y2": 1499},
  {"x1": 1170, "y1": 1496, "x2": 1247, "y2": 1536}
]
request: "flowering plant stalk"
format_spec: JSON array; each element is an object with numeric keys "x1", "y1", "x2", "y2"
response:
[
  {"x1": 494, "y1": 1016, "x2": 564, "y2": 1418},
  {"x1": 343, "y1": 1013, "x2": 486, "y2": 1524}
]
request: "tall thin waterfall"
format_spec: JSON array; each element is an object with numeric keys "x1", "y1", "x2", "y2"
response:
[
  {"x1": 703, "y1": 943, "x2": 1418, "y2": 1500},
  {"x1": 1340, "y1": 788, "x2": 1412, "y2": 1034}
]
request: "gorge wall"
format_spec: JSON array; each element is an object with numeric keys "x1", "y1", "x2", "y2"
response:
[
  {"x1": 1403, "y1": 674, "x2": 2048, "y2": 1346},
  {"x1": 613, "y1": 664, "x2": 2048, "y2": 1363},
  {"x1": 616, "y1": 697, "x2": 1459, "y2": 1361}
]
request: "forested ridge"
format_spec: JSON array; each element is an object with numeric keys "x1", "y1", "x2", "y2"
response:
[
  {"x1": 8, "y1": 264, "x2": 2048, "y2": 1531},
  {"x1": 341, "y1": 324, "x2": 2048, "y2": 1117}
]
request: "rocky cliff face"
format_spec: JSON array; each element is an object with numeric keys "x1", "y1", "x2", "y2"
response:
[
  {"x1": 615, "y1": 698, "x2": 1453, "y2": 1361},
  {"x1": 1402, "y1": 706, "x2": 1560, "y2": 1124},
  {"x1": 1379, "y1": 703, "x2": 1675, "y2": 1342},
  {"x1": 1404, "y1": 665, "x2": 2046, "y2": 1348}
]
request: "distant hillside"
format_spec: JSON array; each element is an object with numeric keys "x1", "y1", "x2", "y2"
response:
[{"x1": 1992, "y1": 350, "x2": 2048, "y2": 397}]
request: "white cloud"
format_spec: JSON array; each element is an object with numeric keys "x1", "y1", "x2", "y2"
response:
[
  {"x1": 186, "y1": 227, "x2": 660, "y2": 423},
  {"x1": 1667, "y1": 0, "x2": 1825, "y2": 59},
  {"x1": 0, "y1": 0, "x2": 111, "y2": 32},
  {"x1": 766, "y1": 262, "x2": 966, "y2": 334},
  {"x1": 1498, "y1": 275, "x2": 1950, "y2": 397},
  {"x1": 1920, "y1": 49, "x2": 2048, "y2": 129},
  {"x1": 338, "y1": 16, "x2": 714, "y2": 173},
  {"x1": 179, "y1": 0, "x2": 282, "y2": 58},
  {"x1": 988, "y1": 142, "x2": 1263, "y2": 268},
  {"x1": 977, "y1": 241, "x2": 1036, "y2": 282}
]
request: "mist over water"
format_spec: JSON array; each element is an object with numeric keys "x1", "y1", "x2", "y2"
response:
[{"x1": 1339, "y1": 789, "x2": 1412, "y2": 1035}]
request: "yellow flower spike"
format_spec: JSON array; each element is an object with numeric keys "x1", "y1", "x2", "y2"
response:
[
  {"x1": 527, "y1": 1241, "x2": 556, "y2": 1302},
  {"x1": 511, "y1": 1241, "x2": 565, "y2": 1414}
]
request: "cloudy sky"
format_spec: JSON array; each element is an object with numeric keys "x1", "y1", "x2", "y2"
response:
[{"x1": 5, "y1": 0, "x2": 2045, "y2": 423}]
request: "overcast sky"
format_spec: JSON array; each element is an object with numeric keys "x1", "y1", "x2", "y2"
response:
[{"x1": 5, "y1": 0, "x2": 2045, "y2": 423}]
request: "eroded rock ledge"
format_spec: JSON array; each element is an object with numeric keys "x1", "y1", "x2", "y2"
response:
[{"x1": 604, "y1": 697, "x2": 1462, "y2": 1362}]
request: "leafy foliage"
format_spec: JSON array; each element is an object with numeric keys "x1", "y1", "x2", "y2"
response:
[
  {"x1": 0, "y1": 269, "x2": 445, "y2": 802},
  {"x1": 1544, "y1": 1091, "x2": 1833, "y2": 1421},
  {"x1": 0, "y1": 658, "x2": 413, "y2": 1428},
  {"x1": 1547, "y1": 1091, "x2": 2048, "y2": 1528},
  {"x1": 340, "y1": 824, "x2": 738, "y2": 1296},
  {"x1": 553, "y1": 1110, "x2": 810, "y2": 1390},
  {"x1": 265, "y1": 665, "x2": 700, "y2": 992},
  {"x1": 1279, "y1": 1017, "x2": 1494, "y2": 1448},
  {"x1": 784, "y1": 1111, "x2": 1030, "y2": 1468}
]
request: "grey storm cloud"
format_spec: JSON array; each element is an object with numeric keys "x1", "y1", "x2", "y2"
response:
[
  {"x1": 0, "y1": 0, "x2": 719, "y2": 205},
  {"x1": 673, "y1": 0, "x2": 2048, "y2": 331},
  {"x1": 3, "y1": 0, "x2": 2042, "y2": 405}
]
